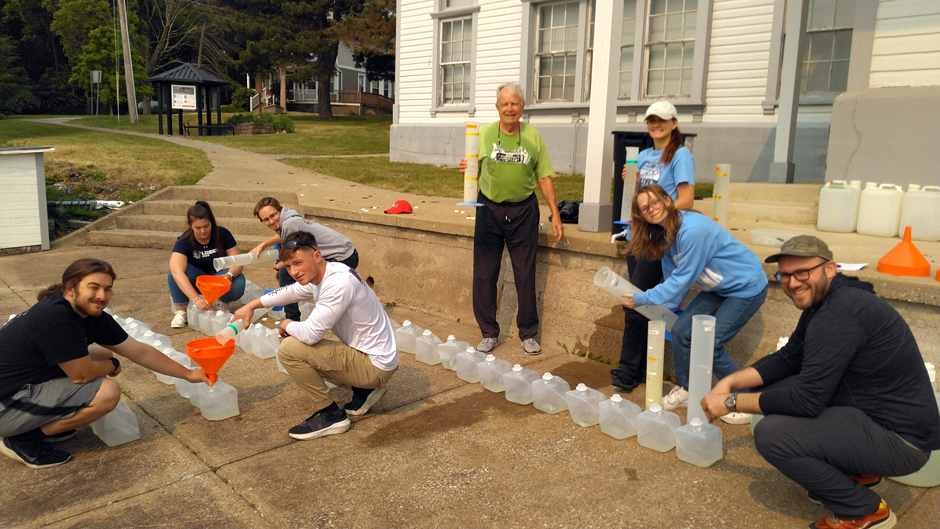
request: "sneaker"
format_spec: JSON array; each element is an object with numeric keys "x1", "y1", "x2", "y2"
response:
[
  {"x1": 720, "y1": 412, "x2": 753, "y2": 425},
  {"x1": 476, "y1": 337, "x2": 499, "y2": 353},
  {"x1": 344, "y1": 387, "x2": 388, "y2": 416},
  {"x1": 0, "y1": 437, "x2": 72, "y2": 469},
  {"x1": 612, "y1": 375, "x2": 640, "y2": 392},
  {"x1": 662, "y1": 385, "x2": 689, "y2": 410},
  {"x1": 170, "y1": 310, "x2": 187, "y2": 328},
  {"x1": 809, "y1": 502, "x2": 896, "y2": 529},
  {"x1": 521, "y1": 338, "x2": 541, "y2": 355},
  {"x1": 41, "y1": 429, "x2": 77, "y2": 443},
  {"x1": 288, "y1": 406, "x2": 351, "y2": 440},
  {"x1": 808, "y1": 475, "x2": 888, "y2": 506}
]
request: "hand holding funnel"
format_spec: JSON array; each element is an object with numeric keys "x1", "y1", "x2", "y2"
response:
[
  {"x1": 196, "y1": 275, "x2": 231, "y2": 305},
  {"x1": 187, "y1": 337, "x2": 235, "y2": 385}
]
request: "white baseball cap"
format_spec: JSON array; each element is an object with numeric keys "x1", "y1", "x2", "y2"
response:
[{"x1": 644, "y1": 101, "x2": 678, "y2": 121}]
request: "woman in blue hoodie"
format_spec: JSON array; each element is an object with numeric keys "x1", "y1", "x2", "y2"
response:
[{"x1": 622, "y1": 184, "x2": 768, "y2": 417}]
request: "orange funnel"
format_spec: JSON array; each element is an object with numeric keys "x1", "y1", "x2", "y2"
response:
[
  {"x1": 187, "y1": 337, "x2": 235, "y2": 384},
  {"x1": 877, "y1": 227, "x2": 930, "y2": 277},
  {"x1": 196, "y1": 275, "x2": 231, "y2": 305}
]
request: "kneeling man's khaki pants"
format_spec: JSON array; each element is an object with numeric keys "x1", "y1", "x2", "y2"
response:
[{"x1": 278, "y1": 337, "x2": 397, "y2": 411}]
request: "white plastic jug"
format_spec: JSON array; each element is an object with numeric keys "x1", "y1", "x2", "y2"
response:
[
  {"x1": 898, "y1": 185, "x2": 940, "y2": 241},
  {"x1": 256, "y1": 328, "x2": 279, "y2": 359},
  {"x1": 90, "y1": 401, "x2": 141, "y2": 447},
  {"x1": 857, "y1": 183, "x2": 904, "y2": 238},
  {"x1": 676, "y1": 418, "x2": 723, "y2": 468},
  {"x1": 816, "y1": 180, "x2": 859, "y2": 233},
  {"x1": 197, "y1": 378, "x2": 240, "y2": 421},
  {"x1": 395, "y1": 320, "x2": 423, "y2": 354},
  {"x1": 477, "y1": 355, "x2": 512, "y2": 393},
  {"x1": 565, "y1": 383, "x2": 606, "y2": 427},
  {"x1": 599, "y1": 394, "x2": 642, "y2": 439},
  {"x1": 455, "y1": 347, "x2": 486, "y2": 383},
  {"x1": 888, "y1": 365, "x2": 940, "y2": 488},
  {"x1": 415, "y1": 330, "x2": 444, "y2": 365},
  {"x1": 637, "y1": 403, "x2": 681, "y2": 452},
  {"x1": 438, "y1": 336, "x2": 469, "y2": 371},
  {"x1": 532, "y1": 373, "x2": 570, "y2": 414},
  {"x1": 503, "y1": 364, "x2": 540, "y2": 405}
]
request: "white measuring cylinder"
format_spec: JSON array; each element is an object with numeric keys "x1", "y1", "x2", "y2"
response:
[
  {"x1": 712, "y1": 164, "x2": 730, "y2": 228},
  {"x1": 621, "y1": 146, "x2": 639, "y2": 222},
  {"x1": 458, "y1": 123, "x2": 483, "y2": 206}
]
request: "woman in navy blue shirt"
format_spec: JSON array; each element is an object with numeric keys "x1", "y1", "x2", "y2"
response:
[{"x1": 167, "y1": 201, "x2": 246, "y2": 327}]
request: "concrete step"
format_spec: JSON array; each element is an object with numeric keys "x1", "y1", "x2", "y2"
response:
[
  {"x1": 140, "y1": 200, "x2": 278, "y2": 219},
  {"x1": 116, "y1": 215, "x2": 273, "y2": 238},
  {"x1": 168, "y1": 186, "x2": 298, "y2": 205},
  {"x1": 727, "y1": 183, "x2": 820, "y2": 205},
  {"x1": 86, "y1": 229, "x2": 269, "y2": 251},
  {"x1": 696, "y1": 199, "x2": 818, "y2": 225}
]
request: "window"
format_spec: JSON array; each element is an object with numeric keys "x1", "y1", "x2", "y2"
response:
[
  {"x1": 445, "y1": 0, "x2": 474, "y2": 7},
  {"x1": 801, "y1": 0, "x2": 854, "y2": 94},
  {"x1": 619, "y1": 0, "x2": 637, "y2": 99},
  {"x1": 644, "y1": 0, "x2": 697, "y2": 98},
  {"x1": 358, "y1": 74, "x2": 366, "y2": 92},
  {"x1": 535, "y1": 1, "x2": 580, "y2": 103},
  {"x1": 384, "y1": 80, "x2": 391, "y2": 98},
  {"x1": 440, "y1": 17, "x2": 472, "y2": 105}
]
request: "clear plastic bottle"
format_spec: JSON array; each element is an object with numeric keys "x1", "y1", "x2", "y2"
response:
[
  {"x1": 637, "y1": 403, "x2": 681, "y2": 452},
  {"x1": 90, "y1": 401, "x2": 141, "y2": 447},
  {"x1": 599, "y1": 394, "x2": 642, "y2": 439},
  {"x1": 395, "y1": 320, "x2": 423, "y2": 354},
  {"x1": 197, "y1": 377, "x2": 240, "y2": 421},
  {"x1": 532, "y1": 373, "x2": 570, "y2": 414},
  {"x1": 477, "y1": 354, "x2": 512, "y2": 393},
  {"x1": 676, "y1": 417, "x2": 723, "y2": 468},
  {"x1": 565, "y1": 383, "x2": 606, "y2": 427},
  {"x1": 503, "y1": 364, "x2": 540, "y2": 405},
  {"x1": 455, "y1": 347, "x2": 486, "y2": 383},
  {"x1": 415, "y1": 330, "x2": 444, "y2": 365},
  {"x1": 438, "y1": 335, "x2": 469, "y2": 371}
]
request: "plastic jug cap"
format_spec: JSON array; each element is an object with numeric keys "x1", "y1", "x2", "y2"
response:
[
  {"x1": 650, "y1": 403, "x2": 663, "y2": 413},
  {"x1": 485, "y1": 354, "x2": 496, "y2": 362},
  {"x1": 447, "y1": 335, "x2": 456, "y2": 341},
  {"x1": 865, "y1": 182, "x2": 877, "y2": 188},
  {"x1": 909, "y1": 184, "x2": 921, "y2": 191},
  {"x1": 690, "y1": 418, "x2": 704, "y2": 429},
  {"x1": 422, "y1": 329, "x2": 432, "y2": 336},
  {"x1": 611, "y1": 394, "x2": 623, "y2": 403},
  {"x1": 542, "y1": 372, "x2": 553, "y2": 380},
  {"x1": 403, "y1": 320, "x2": 412, "y2": 326},
  {"x1": 512, "y1": 364, "x2": 523, "y2": 372},
  {"x1": 466, "y1": 347, "x2": 476, "y2": 353},
  {"x1": 143, "y1": 331, "x2": 154, "y2": 337},
  {"x1": 576, "y1": 383, "x2": 587, "y2": 391}
]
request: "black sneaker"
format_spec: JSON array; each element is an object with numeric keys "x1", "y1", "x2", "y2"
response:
[
  {"x1": 0, "y1": 437, "x2": 72, "y2": 469},
  {"x1": 42, "y1": 429, "x2": 77, "y2": 444},
  {"x1": 612, "y1": 374, "x2": 641, "y2": 392},
  {"x1": 344, "y1": 387, "x2": 388, "y2": 416},
  {"x1": 288, "y1": 406, "x2": 351, "y2": 440}
]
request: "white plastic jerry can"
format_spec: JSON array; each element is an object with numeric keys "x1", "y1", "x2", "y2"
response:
[{"x1": 90, "y1": 400, "x2": 141, "y2": 447}]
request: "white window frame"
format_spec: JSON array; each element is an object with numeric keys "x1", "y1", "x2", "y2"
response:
[
  {"x1": 533, "y1": 1, "x2": 583, "y2": 104},
  {"x1": 800, "y1": 0, "x2": 855, "y2": 96},
  {"x1": 358, "y1": 73, "x2": 366, "y2": 92},
  {"x1": 429, "y1": 1, "x2": 480, "y2": 116}
]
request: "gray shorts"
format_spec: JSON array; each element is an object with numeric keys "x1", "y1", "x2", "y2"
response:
[{"x1": 0, "y1": 377, "x2": 104, "y2": 438}]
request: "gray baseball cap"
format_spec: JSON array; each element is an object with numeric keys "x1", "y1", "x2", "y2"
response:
[{"x1": 764, "y1": 235, "x2": 834, "y2": 263}]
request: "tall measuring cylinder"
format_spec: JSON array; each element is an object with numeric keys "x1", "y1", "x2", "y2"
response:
[
  {"x1": 458, "y1": 123, "x2": 483, "y2": 206},
  {"x1": 645, "y1": 320, "x2": 666, "y2": 410},
  {"x1": 688, "y1": 315, "x2": 716, "y2": 425},
  {"x1": 621, "y1": 146, "x2": 639, "y2": 221},
  {"x1": 712, "y1": 164, "x2": 730, "y2": 228}
]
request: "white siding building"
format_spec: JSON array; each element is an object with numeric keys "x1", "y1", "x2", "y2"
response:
[{"x1": 0, "y1": 147, "x2": 53, "y2": 254}]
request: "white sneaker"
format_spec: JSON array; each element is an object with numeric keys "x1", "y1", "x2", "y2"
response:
[
  {"x1": 720, "y1": 412, "x2": 753, "y2": 425},
  {"x1": 170, "y1": 310, "x2": 187, "y2": 328},
  {"x1": 521, "y1": 338, "x2": 541, "y2": 355},
  {"x1": 662, "y1": 385, "x2": 689, "y2": 410},
  {"x1": 476, "y1": 337, "x2": 499, "y2": 353}
]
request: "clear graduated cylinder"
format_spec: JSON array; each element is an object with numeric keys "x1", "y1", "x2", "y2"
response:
[
  {"x1": 455, "y1": 347, "x2": 486, "y2": 383},
  {"x1": 646, "y1": 320, "x2": 666, "y2": 410},
  {"x1": 216, "y1": 319, "x2": 245, "y2": 345},
  {"x1": 711, "y1": 164, "x2": 731, "y2": 228},
  {"x1": 197, "y1": 378, "x2": 240, "y2": 421},
  {"x1": 594, "y1": 267, "x2": 679, "y2": 331},
  {"x1": 637, "y1": 403, "x2": 681, "y2": 452},
  {"x1": 565, "y1": 383, "x2": 606, "y2": 427},
  {"x1": 532, "y1": 373, "x2": 570, "y2": 414},
  {"x1": 438, "y1": 336, "x2": 469, "y2": 371},
  {"x1": 90, "y1": 401, "x2": 141, "y2": 447},
  {"x1": 599, "y1": 394, "x2": 642, "y2": 439},
  {"x1": 688, "y1": 315, "x2": 716, "y2": 426},
  {"x1": 620, "y1": 146, "x2": 639, "y2": 222},
  {"x1": 503, "y1": 364, "x2": 540, "y2": 405},
  {"x1": 676, "y1": 417, "x2": 723, "y2": 468},
  {"x1": 212, "y1": 248, "x2": 279, "y2": 271},
  {"x1": 395, "y1": 320, "x2": 423, "y2": 354},
  {"x1": 415, "y1": 330, "x2": 444, "y2": 365},
  {"x1": 477, "y1": 355, "x2": 512, "y2": 393}
]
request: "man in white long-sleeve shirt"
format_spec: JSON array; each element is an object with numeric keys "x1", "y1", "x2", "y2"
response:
[{"x1": 233, "y1": 231, "x2": 398, "y2": 440}]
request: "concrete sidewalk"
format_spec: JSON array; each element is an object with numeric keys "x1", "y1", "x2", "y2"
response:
[{"x1": 1, "y1": 246, "x2": 937, "y2": 529}]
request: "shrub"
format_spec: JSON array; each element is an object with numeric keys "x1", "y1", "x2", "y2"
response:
[
  {"x1": 225, "y1": 112, "x2": 294, "y2": 133},
  {"x1": 230, "y1": 87, "x2": 256, "y2": 111},
  {"x1": 220, "y1": 105, "x2": 240, "y2": 113},
  {"x1": 273, "y1": 114, "x2": 295, "y2": 133}
]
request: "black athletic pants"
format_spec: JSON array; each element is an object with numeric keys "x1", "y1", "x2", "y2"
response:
[
  {"x1": 754, "y1": 376, "x2": 930, "y2": 519},
  {"x1": 278, "y1": 249, "x2": 360, "y2": 320},
  {"x1": 616, "y1": 254, "x2": 664, "y2": 380},
  {"x1": 473, "y1": 192, "x2": 540, "y2": 341}
]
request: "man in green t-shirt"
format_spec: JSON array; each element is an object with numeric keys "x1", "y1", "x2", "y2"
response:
[{"x1": 459, "y1": 83, "x2": 563, "y2": 355}]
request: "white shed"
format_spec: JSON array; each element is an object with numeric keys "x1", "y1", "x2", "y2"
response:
[{"x1": 0, "y1": 147, "x2": 54, "y2": 254}]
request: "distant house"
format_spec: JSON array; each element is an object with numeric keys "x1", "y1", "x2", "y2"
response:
[
  {"x1": 288, "y1": 43, "x2": 395, "y2": 115},
  {"x1": 391, "y1": 0, "x2": 939, "y2": 187}
]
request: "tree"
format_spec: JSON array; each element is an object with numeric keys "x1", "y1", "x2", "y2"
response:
[
  {"x1": 0, "y1": 36, "x2": 41, "y2": 114},
  {"x1": 69, "y1": 25, "x2": 152, "y2": 114},
  {"x1": 334, "y1": 0, "x2": 395, "y2": 82}
]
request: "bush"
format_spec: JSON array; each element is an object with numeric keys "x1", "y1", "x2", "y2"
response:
[
  {"x1": 230, "y1": 87, "x2": 256, "y2": 111},
  {"x1": 225, "y1": 112, "x2": 294, "y2": 133},
  {"x1": 220, "y1": 105, "x2": 240, "y2": 113},
  {"x1": 273, "y1": 114, "x2": 295, "y2": 133}
]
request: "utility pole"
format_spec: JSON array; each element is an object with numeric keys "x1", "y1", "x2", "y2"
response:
[{"x1": 117, "y1": 0, "x2": 138, "y2": 123}]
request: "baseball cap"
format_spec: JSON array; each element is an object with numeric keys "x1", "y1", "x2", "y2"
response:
[
  {"x1": 764, "y1": 235, "x2": 834, "y2": 263},
  {"x1": 384, "y1": 200, "x2": 413, "y2": 214},
  {"x1": 645, "y1": 101, "x2": 678, "y2": 121}
]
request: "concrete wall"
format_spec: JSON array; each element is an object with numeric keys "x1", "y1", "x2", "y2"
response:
[{"x1": 826, "y1": 86, "x2": 940, "y2": 187}]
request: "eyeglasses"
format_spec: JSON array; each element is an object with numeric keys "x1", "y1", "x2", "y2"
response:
[
  {"x1": 775, "y1": 261, "x2": 827, "y2": 283},
  {"x1": 259, "y1": 212, "x2": 279, "y2": 224},
  {"x1": 282, "y1": 239, "x2": 318, "y2": 252},
  {"x1": 639, "y1": 197, "x2": 663, "y2": 216}
]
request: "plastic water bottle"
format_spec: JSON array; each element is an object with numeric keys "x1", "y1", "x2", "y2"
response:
[
  {"x1": 438, "y1": 336, "x2": 469, "y2": 371},
  {"x1": 455, "y1": 347, "x2": 486, "y2": 383},
  {"x1": 477, "y1": 354, "x2": 512, "y2": 393},
  {"x1": 256, "y1": 328, "x2": 279, "y2": 359},
  {"x1": 599, "y1": 394, "x2": 642, "y2": 439},
  {"x1": 216, "y1": 319, "x2": 245, "y2": 345},
  {"x1": 637, "y1": 403, "x2": 681, "y2": 452},
  {"x1": 395, "y1": 320, "x2": 423, "y2": 354},
  {"x1": 676, "y1": 418, "x2": 723, "y2": 468},
  {"x1": 197, "y1": 377, "x2": 240, "y2": 421},
  {"x1": 415, "y1": 330, "x2": 444, "y2": 365},
  {"x1": 90, "y1": 401, "x2": 141, "y2": 447},
  {"x1": 565, "y1": 383, "x2": 606, "y2": 427},
  {"x1": 503, "y1": 364, "x2": 540, "y2": 405},
  {"x1": 532, "y1": 373, "x2": 570, "y2": 414}
]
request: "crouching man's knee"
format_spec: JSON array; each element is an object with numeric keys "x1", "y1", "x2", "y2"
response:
[{"x1": 94, "y1": 378, "x2": 122, "y2": 415}]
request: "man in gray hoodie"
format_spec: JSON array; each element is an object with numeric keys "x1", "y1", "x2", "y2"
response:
[{"x1": 252, "y1": 197, "x2": 359, "y2": 320}]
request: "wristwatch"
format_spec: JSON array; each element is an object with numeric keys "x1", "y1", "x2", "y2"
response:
[
  {"x1": 725, "y1": 392, "x2": 738, "y2": 413},
  {"x1": 109, "y1": 357, "x2": 121, "y2": 374}
]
